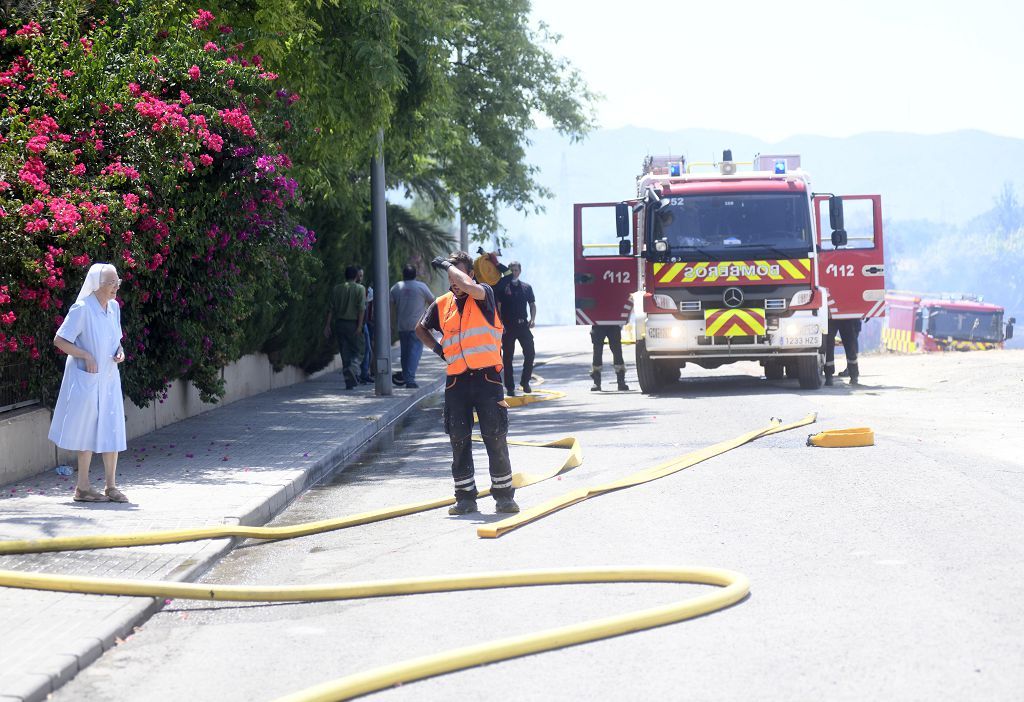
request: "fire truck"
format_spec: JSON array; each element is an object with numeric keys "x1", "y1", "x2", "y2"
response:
[
  {"x1": 883, "y1": 291, "x2": 1015, "y2": 352},
  {"x1": 573, "y1": 151, "x2": 887, "y2": 393}
]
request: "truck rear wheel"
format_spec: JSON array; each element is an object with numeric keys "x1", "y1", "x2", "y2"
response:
[
  {"x1": 764, "y1": 361, "x2": 785, "y2": 380},
  {"x1": 796, "y1": 353, "x2": 824, "y2": 389},
  {"x1": 636, "y1": 340, "x2": 660, "y2": 394}
]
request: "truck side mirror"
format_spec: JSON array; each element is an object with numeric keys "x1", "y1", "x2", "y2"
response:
[
  {"x1": 829, "y1": 195, "x2": 845, "y2": 231},
  {"x1": 619, "y1": 238, "x2": 632, "y2": 256},
  {"x1": 615, "y1": 203, "x2": 630, "y2": 239},
  {"x1": 829, "y1": 195, "x2": 847, "y2": 247},
  {"x1": 1007, "y1": 318, "x2": 1016, "y2": 340}
]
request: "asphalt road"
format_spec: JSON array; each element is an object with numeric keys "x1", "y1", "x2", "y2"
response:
[{"x1": 54, "y1": 326, "x2": 1024, "y2": 701}]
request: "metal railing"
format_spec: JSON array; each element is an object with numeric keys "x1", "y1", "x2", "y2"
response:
[{"x1": 0, "y1": 358, "x2": 40, "y2": 413}]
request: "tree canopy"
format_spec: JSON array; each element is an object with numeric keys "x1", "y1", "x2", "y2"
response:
[{"x1": 0, "y1": 0, "x2": 595, "y2": 404}]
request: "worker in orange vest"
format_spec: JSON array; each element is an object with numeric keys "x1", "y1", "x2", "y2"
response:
[{"x1": 416, "y1": 251, "x2": 519, "y2": 516}]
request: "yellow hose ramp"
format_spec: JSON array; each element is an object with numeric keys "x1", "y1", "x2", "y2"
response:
[
  {"x1": 807, "y1": 427, "x2": 874, "y2": 448},
  {"x1": 479, "y1": 413, "x2": 817, "y2": 538}
]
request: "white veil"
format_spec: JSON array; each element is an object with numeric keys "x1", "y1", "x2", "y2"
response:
[{"x1": 75, "y1": 263, "x2": 116, "y2": 303}]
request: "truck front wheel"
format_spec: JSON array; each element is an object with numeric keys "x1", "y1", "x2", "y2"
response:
[
  {"x1": 636, "y1": 340, "x2": 660, "y2": 394},
  {"x1": 796, "y1": 353, "x2": 824, "y2": 389}
]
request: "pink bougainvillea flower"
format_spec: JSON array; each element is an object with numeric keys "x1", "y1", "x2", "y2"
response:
[
  {"x1": 188, "y1": 65, "x2": 200, "y2": 81},
  {"x1": 199, "y1": 154, "x2": 213, "y2": 167},
  {"x1": 203, "y1": 41, "x2": 219, "y2": 52},
  {"x1": 26, "y1": 135, "x2": 49, "y2": 153},
  {"x1": 191, "y1": 9, "x2": 215, "y2": 30}
]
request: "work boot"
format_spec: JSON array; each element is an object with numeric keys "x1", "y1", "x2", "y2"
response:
[
  {"x1": 824, "y1": 374, "x2": 834, "y2": 387},
  {"x1": 343, "y1": 369, "x2": 357, "y2": 390},
  {"x1": 448, "y1": 498, "x2": 478, "y2": 515},
  {"x1": 616, "y1": 370, "x2": 629, "y2": 391},
  {"x1": 848, "y1": 375, "x2": 859, "y2": 386},
  {"x1": 505, "y1": 386, "x2": 516, "y2": 397},
  {"x1": 837, "y1": 368, "x2": 849, "y2": 378},
  {"x1": 495, "y1": 497, "x2": 520, "y2": 514},
  {"x1": 521, "y1": 381, "x2": 532, "y2": 394},
  {"x1": 590, "y1": 370, "x2": 601, "y2": 392}
]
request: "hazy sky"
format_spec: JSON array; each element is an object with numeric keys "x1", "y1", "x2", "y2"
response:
[{"x1": 529, "y1": 0, "x2": 1022, "y2": 141}]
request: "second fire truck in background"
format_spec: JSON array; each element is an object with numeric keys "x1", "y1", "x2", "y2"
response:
[{"x1": 883, "y1": 291, "x2": 1015, "y2": 352}]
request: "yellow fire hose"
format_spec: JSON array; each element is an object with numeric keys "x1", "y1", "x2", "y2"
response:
[
  {"x1": 0, "y1": 565, "x2": 748, "y2": 702},
  {"x1": 0, "y1": 435, "x2": 580, "y2": 556},
  {"x1": 0, "y1": 377, "x2": 813, "y2": 702},
  {"x1": 479, "y1": 413, "x2": 817, "y2": 538}
]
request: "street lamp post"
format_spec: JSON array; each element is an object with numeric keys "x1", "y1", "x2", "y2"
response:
[{"x1": 371, "y1": 129, "x2": 392, "y2": 396}]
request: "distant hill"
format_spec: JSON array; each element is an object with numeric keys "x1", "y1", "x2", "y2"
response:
[{"x1": 497, "y1": 127, "x2": 1024, "y2": 325}]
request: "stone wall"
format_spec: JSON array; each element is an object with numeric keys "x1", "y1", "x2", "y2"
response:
[{"x1": 0, "y1": 353, "x2": 340, "y2": 486}]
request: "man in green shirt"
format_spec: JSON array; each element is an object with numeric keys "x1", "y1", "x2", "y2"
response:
[{"x1": 324, "y1": 265, "x2": 367, "y2": 389}]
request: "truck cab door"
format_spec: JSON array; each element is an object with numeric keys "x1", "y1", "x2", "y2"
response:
[
  {"x1": 813, "y1": 194, "x2": 886, "y2": 320},
  {"x1": 573, "y1": 201, "x2": 638, "y2": 326}
]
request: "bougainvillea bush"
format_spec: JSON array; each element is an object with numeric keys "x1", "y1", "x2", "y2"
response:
[{"x1": 0, "y1": 0, "x2": 315, "y2": 405}]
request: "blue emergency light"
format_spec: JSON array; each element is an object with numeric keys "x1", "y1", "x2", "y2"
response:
[
  {"x1": 774, "y1": 159, "x2": 787, "y2": 174},
  {"x1": 670, "y1": 163, "x2": 681, "y2": 177}
]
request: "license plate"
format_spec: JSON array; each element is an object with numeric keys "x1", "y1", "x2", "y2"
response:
[{"x1": 779, "y1": 336, "x2": 817, "y2": 346}]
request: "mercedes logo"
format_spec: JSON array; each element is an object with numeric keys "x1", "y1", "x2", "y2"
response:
[{"x1": 723, "y1": 287, "x2": 744, "y2": 308}]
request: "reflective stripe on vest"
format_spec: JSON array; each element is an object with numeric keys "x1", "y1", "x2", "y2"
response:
[{"x1": 439, "y1": 292, "x2": 504, "y2": 375}]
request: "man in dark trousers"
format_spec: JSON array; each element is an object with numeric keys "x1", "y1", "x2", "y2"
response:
[
  {"x1": 415, "y1": 251, "x2": 519, "y2": 516},
  {"x1": 823, "y1": 318, "x2": 861, "y2": 386},
  {"x1": 495, "y1": 261, "x2": 536, "y2": 396},
  {"x1": 323, "y1": 265, "x2": 366, "y2": 390},
  {"x1": 590, "y1": 324, "x2": 629, "y2": 391}
]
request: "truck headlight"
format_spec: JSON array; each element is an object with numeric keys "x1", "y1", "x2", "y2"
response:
[
  {"x1": 652, "y1": 294, "x2": 676, "y2": 310},
  {"x1": 790, "y1": 290, "x2": 812, "y2": 306}
]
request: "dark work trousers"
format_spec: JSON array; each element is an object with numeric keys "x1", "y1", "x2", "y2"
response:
[
  {"x1": 501, "y1": 321, "x2": 535, "y2": 391},
  {"x1": 443, "y1": 367, "x2": 514, "y2": 501},
  {"x1": 333, "y1": 319, "x2": 365, "y2": 387},
  {"x1": 591, "y1": 325, "x2": 626, "y2": 372},
  {"x1": 823, "y1": 319, "x2": 861, "y2": 380}
]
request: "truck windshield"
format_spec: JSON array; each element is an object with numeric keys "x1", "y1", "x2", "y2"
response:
[
  {"x1": 652, "y1": 193, "x2": 811, "y2": 255},
  {"x1": 927, "y1": 309, "x2": 1004, "y2": 342}
]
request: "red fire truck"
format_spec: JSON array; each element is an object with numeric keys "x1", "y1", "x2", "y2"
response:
[
  {"x1": 573, "y1": 151, "x2": 887, "y2": 393},
  {"x1": 883, "y1": 291, "x2": 1014, "y2": 352}
]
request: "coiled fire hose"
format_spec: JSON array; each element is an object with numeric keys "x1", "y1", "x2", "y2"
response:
[{"x1": 0, "y1": 379, "x2": 816, "y2": 701}]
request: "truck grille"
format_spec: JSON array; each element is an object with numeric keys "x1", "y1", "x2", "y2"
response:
[
  {"x1": 697, "y1": 335, "x2": 763, "y2": 346},
  {"x1": 678, "y1": 300, "x2": 701, "y2": 312},
  {"x1": 764, "y1": 298, "x2": 786, "y2": 310}
]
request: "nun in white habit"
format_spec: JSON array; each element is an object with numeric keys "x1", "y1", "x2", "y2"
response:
[{"x1": 49, "y1": 263, "x2": 130, "y2": 503}]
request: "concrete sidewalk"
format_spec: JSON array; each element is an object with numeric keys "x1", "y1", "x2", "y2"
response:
[{"x1": 0, "y1": 348, "x2": 446, "y2": 702}]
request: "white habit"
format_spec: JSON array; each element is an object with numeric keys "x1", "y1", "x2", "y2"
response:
[{"x1": 48, "y1": 295, "x2": 127, "y2": 453}]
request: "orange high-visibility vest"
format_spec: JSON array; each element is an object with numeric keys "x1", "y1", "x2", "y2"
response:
[{"x1": 438, "y1": 291, "x2": 504, "y2": 375}]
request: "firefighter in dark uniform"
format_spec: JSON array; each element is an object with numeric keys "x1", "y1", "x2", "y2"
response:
[
  {"x1": 415, "y1": 251, "x2": 519, "y2": 516},
  {"x1": 495, "y1": 261, "x2": 536, "y2": 396},
  {"x1": 823, "y1": 317, "x2": 861, "y2": 386},
  {"x1": 589, "y1": 324, "x2": 629, "y2": 391}
]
